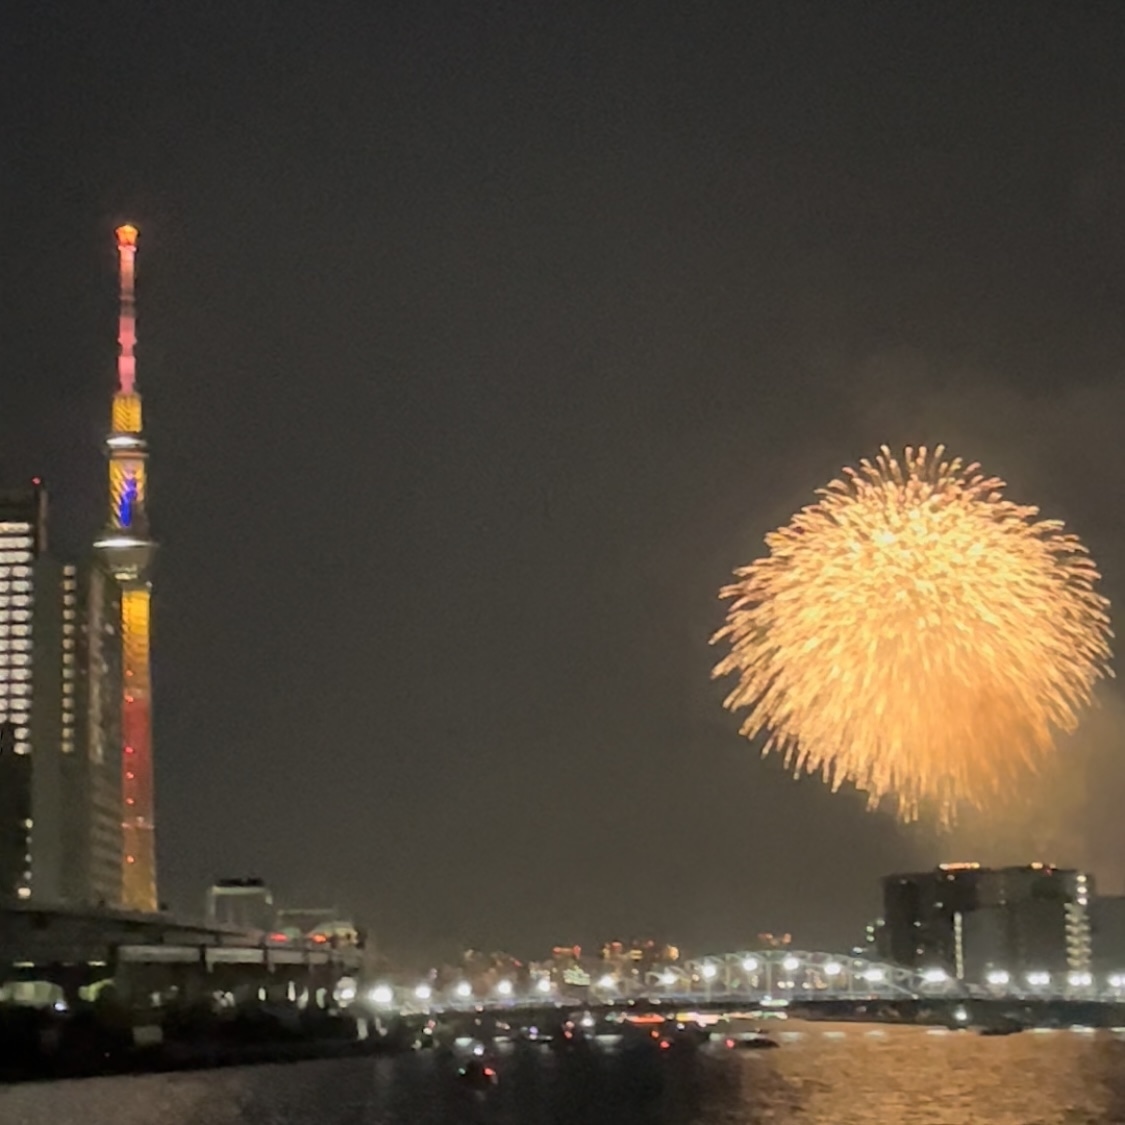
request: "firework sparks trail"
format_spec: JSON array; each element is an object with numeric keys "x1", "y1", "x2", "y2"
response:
[{"x1": 711, "y1": 446, "x2": 1113, "y2": 822}]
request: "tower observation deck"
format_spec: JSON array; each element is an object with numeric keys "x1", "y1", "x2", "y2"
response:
[{"x1": 93, "y1": 224, "x2": 158, "y2": 913}]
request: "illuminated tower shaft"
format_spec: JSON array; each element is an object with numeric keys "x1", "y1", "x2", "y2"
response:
[{"x1": 94, "y1": 225, "x2": 158, "y2": 913}]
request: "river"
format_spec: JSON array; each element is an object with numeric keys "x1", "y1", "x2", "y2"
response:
[{"x1": 3, "y1": 1025, "x2": 1125, "y2": 1124}]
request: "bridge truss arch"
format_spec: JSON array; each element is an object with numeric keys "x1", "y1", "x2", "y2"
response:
[{"x1": 639, "y1": 949, "x2": 966, "y2": 1003}]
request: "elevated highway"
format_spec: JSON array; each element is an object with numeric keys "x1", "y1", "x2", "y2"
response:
[{"x1": 0, "y1": 902, "x2": 362, "y2": 1012}]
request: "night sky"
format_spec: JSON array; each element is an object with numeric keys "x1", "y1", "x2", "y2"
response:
[{"x1": 4, "y1": 2, "x2": 1125, "y2": 960}]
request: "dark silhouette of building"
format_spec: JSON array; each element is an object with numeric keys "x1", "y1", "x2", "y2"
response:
[
  {"x1": 882, "y1": 863, "x2": 1091, "y2": 983},
  {"x1": 206, "y1": 878, "x2": 275, "y2": 933}
]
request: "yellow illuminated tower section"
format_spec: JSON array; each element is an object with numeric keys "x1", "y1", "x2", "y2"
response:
[{"x1": 94, "y1": 224, "x2": 158, "y2": 912}]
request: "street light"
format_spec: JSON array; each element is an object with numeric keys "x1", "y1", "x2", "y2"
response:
[
  {"x1": 454, "y1": 980, "x2": 473, "y2": 999},
  {"x1": 536, "y1": 977, "x2": 552, "y2": 994},
  {"x1": 782, "y1": 955, "x2": 800, "y2": 973},
  {"x1": 823, "y1": 961, "x2": 842, "y2": 977},
  {"x1": 862, "y1": 968, "x2": 885, "y2": 984},
  {"x1": 741, "y1": 957, "x2": 759, "y2": 973},
  {"x1": 496, "y1": 979, "x2": 514, "y2": 997},
  {"x1": 414, "y1": 984, "x2": 432, "y2": 1002},
  {"x1": 659, "y1": 971, "x2": 676, "y2": 987},
  {"x1": 921, "y1": 968, "x2": 947, "y2": 984},
  {"x1": 368, "y1": 984, "x2": 394, "y2": 1006},
  {"x1": 985, "y1": 970, "x2": 1009, "y2": 987},
  {"x1": 701, "y1": 963, "x2": 718, "y2": 981},
  {"x1": 597, "y1": 974, "x2": 616, "y2": 991}
]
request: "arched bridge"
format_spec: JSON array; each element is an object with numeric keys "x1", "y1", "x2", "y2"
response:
[
  {"x1": 384, "y1": 949, "x2": 970, "y2": 1014},
  {"x1": 637, "y1": 949, "x2": 965, "y2": 1003}
]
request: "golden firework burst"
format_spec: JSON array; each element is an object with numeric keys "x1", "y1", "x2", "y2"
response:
[{"x1": 711, "y1": 445, "x2": 1113, "y2": 822}]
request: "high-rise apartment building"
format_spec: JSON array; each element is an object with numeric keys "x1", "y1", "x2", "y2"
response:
[
  {"x1": 0, "y1": 485, "x2": 67, "y2": 902},
  {"x1": 0, "y1": 485, "x2": 123, "y2": 907},
  {"x1": 65, "y1": 564, "x2": 122, "y2": 906},
  {"x1": 882, "y1": 863, "x2": 1092, "y2": 982}
]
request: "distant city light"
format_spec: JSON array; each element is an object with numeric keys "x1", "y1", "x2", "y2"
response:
[
  {"x1": 701, "y1": 963, "x2": 718, "y2": 980},
  {"x1": 414, "y1": 984, "x2": 432, "y2": 1001},
  {"x1": 782, "y1": 955, "x2": 800, "y2": 973},
  {"x1": 1109, "y1": 974, "x2": 1125, "y2": 989},
  {"x1": 862, "y1": 968, "x2": 885, "y2": 983},
  {"x1": 822, "y1": 961, "x2": 842, "y2": 977},
  {"x1": 535, "y1": 977, "x2": 552, "y2": 994},
  {"x1": 368, "y1": 985, "x2": 394, "y2": 1006},
  {"x1": 921, "y1": 968, "x2": 947, "y2": 984},
  {"x1": 496, "y1": 979, "x2": 514, "y2": 996},
  {"x1": 659, "y1": 971, "x2": 676, "y2": 986},
  {"x1": 597, "y1": 975, "x2": 617, "y2": 990},
  {"x1": 741, "y1": 957, "x2": 759, "y2": 973},
  {"x1": 985, "y1": 970, "x2": 1010, "y2": 987},
  {"x1": 1026, "y1": 971, "x2": 1050, "y2": 987},
  {"x1": 1067, "y1": 971, "x2": 1092, "y2": 988},
  {"x1": 455, "y1": 980, "x2": 473, "y2": 999}
]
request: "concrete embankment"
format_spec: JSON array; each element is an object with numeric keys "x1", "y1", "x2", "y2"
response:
[{"x1": 0, "y1": 1005, "x2": 413, "y2": 1082}]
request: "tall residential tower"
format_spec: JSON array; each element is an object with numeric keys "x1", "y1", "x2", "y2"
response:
[{"x1": 94, "y1": 224, "x2": 158, "y2": 913}]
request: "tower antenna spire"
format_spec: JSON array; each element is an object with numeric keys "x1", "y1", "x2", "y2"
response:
[{"x1": 116, "y1": 224, "x2": 138, "y2": 396}]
